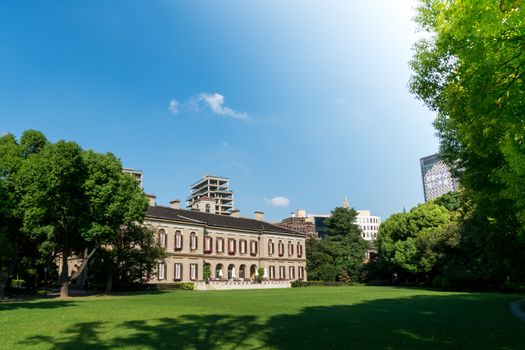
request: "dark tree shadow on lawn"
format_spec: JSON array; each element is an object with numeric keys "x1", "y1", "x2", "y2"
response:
[
  {"x1": 112, "y1": 315, "x2": 262, "y2": 349},
  {"x1": 21, "y1": 321, "x2": 108, "y2": 350},
  {"x1": 15, "y1": 292, "x2": 525, "y2": 350},
  {"x1": 263, "y1": 293, "x2": 525, "y2": 350},
  {"x1": 19, "y1": 315, "x2": 262, "y2": 350},
  {"x1": 0, "y1": 298, "x2": 78, "y2": 311}
]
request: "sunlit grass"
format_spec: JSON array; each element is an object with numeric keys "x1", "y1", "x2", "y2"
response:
[{"x1": 1, "y1": 286, "x2": 524, "y2": 349}]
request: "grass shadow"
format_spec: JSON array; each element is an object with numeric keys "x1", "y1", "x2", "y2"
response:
[
  {"x1": 263, "y1": 293, "x2": 525, "y2": 350},
  {"x1": 18, "y1": 314, "x2": 263, "y2": 350},
  {"x1": 0, "y1": 297, "x2": 79, "y2": 311},
  {"x1": 20, "y1": 321, "x2": 108, "y2": 350}
]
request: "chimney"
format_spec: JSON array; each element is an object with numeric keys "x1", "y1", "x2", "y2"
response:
[
  {"x1": 146, "y1": 194, "x2": 156, "y2": 206},
  {"x1": 231, "y1": 209, "x2": 240, "y2": 218},
  {"x1": 170, "y1": 199, "x2": 180, "y2": 209},
  {"x1": 254, "y1": 211, "x2": 264, "y2": 221}
]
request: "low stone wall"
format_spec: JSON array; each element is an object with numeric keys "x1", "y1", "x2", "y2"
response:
[{"x1": 194, "y1": 280, "x2": 291, "y2": 291}]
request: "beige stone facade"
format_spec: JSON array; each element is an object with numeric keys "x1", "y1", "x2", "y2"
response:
[{"x1": 145, "y1": 205, "x2": 307, "y2": 284}]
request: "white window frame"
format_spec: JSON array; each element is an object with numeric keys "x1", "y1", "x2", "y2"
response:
[
  {"x1": 175, "y1": 231, "x2": 182, "y2": 251},
  {"x1": 217, "y1": 238, "x2": 224, "y2": 253},
  {"x1": 279, "y1": 266, "x2": 285, "y2": 280},
  {"x1": 190, "y1": 232, "x2": 197, "y2": 251},
  {"x1": 174, "y1": 263, "x2": 182, "y2": 280},
  {"x1": 159, "y1": 230, "x2": 167, "y2": 249},
  {"x1": 240, "y1": 240, "x2": 247, "y2": 254},
  {"x1": 204, "y1": 236, "x2": 212, "y2": 253},
  {"x1": 158, "y1": 263, "x2": 166, "y2": 280},
  {"x1": 190, "y1": 263, "x2": 198, "y2": 281}
]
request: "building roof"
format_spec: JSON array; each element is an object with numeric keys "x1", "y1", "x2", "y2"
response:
[{"x1": 146, "y1": 206, "x2": 304, "y2": 236}]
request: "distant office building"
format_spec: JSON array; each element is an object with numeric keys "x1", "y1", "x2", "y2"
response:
[
  {"x1": 276, "y1": 209, "x2": 318, "y2": 237},
  {"x1": 355, "y1": 210, "x2": 381, "y2": 241},
  {"x1": 288, "y1": 198, "x2": 381, "y2": 241},
  {"x1": 420, "y1": 153, "x2": 458, "y2": 201},
  {"x1": 187, "y1": 175, "x2": 234, "y2": 215},
  {"x1": 122, "y1": 168, "x2": 144, "y2": 189}
]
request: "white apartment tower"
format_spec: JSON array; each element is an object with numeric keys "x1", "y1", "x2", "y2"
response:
[
  {"x1": 122, "y1": 168, "x2": 144, "y2": 189},
  {"x1": 186, "y1": 175, "x2": 234, "y2": 215}
]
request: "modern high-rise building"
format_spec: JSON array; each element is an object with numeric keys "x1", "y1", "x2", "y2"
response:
[
  {"x1": 420, "y1": 153, "x2": 458, "y2": 201},
  {"x1": 186, "y1": 175, "x2": 234, "y2": 215},
  {"x1": 122, "y1": 168, "x2": 144, "y2": 189}
]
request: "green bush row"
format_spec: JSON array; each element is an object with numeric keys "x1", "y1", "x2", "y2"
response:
[
  {"x1": 154, "y1": 282, "x2": 194, "y2": 291},
  {"x1": 291, "y1": 280, "x2": 348, "y2": 288}
]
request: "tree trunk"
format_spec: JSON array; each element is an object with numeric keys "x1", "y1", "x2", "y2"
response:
[
  {"x1": 0, "y1": 271, "x2": 7, "y2": 299},
  {"x1": 59, "y1": 247, "x2": 70, "y2": 298},
  {"x1": 106, "y1": 268, "x2": 114, "y2": 294},
  {"x1": 70, "y1": 247, "x2": 98, "y2": 281}
]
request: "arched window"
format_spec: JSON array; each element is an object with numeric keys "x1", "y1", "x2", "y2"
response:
[
  {"x1": 190, "y1": 232, "x2": 197, "y2": 251},
  {"x1": 174, "y1": 263, "x2": 182, "y2": 281},
  {"x1": 228, "y1": 238, "x2": 236, "y2": 255},
  {"x1": 215, "y1": 264, "x2": 224, "y2": 279},
  {"x1": 297, "y1": 242, "x2": 303, "y2": 258},
  {"x1": 278, "y1": 240, "x2": 284, "y2": 257},
  {"x1": 174, "y1": 230, "x2": 182, "y2": 251},
  {"x1": 240, "y1": 240, "x2": 247, "y2": 254},
  {"x1": 204, "y1": 236, "x2": 213, "y2": 253},
  {"x1": 205, "y1": 204, "x2": 211, "y2": 213},
  {"x1": 289, "y1": 266, "x2": 295, "y2": 280},
  {"x1": 190, "y1": 263, "x2": 198, "y2": 281},
  {"x1": 157, "y1": 262, "x2": 166, "y2": 280},
  {"x1": 269, "y1": 266, "x2": 276, "y2": 280},
  {"x1": 279, "y1": 266, "x2": 286, "y2": 280},
  {"x1": 158, "y1": 229, "x2": 167, "y2": 249},
  {"x1": 268, "y1": 239, "x2": 274, "y2": 256},
  {"x1": 239, "y1": 265, "x2": 246, "y2": 279},
  {"x1": 227, "y1": 264, "x2": 236, "y2": 279},
  {"x1": 288, "y1": 241, "x2": 294, "y2": 256},
  {"x1": 216, "y1": 238, "x2": 224, "y2": 253}
]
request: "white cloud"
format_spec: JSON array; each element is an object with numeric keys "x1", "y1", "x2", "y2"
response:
[
  {"x1": 264, "y1": 196, "x2": 290, "y2": 207},
  {"x1": 197, "y1": 93, "x2": 248, "y2": 120},
  {"x1": 333, "y1": 97, "x2": 346, "y2": 104},
  {"x1": 168, "y1": 99, "x2": 179, "y2": 114}
]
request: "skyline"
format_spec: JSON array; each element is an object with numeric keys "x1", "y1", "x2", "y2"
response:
[{"x1": 0, "y1": 1, "x2": 438, "y2": 221}]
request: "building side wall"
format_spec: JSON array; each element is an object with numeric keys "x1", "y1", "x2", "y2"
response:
[{"x1": 146, "y1": 218, "x2": 307, "y2": 283}]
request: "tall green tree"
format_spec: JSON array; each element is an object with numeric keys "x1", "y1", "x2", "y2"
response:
[
  {"x1": 410, "y1": 0, "x2": 525, "y2": 241},
  {"x1": 16, "y1": 135, "x2": 148, "y2": 297},
  {"x1": 307, "y1": 207, "x2": 369, "y2": 282},
  {"x1": 91, "y1": 170, "x2": 164, "y2": 293},
  {"x1": 377, "y1": 202, "x2": 452, "y2": 281},
  {"x1": 0, "y1": 131, "x2": 47, "y2": 299}
]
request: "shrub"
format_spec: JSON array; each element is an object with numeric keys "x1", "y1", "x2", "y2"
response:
[
  {"x1": 256, "y1": 267, "x2": 265, "y2": 283},
  {"x1": 291, "y1": 280, "x2": 347, "y2": 288},
  {"x1": 11, "y1": 279, "x2": 26, "y2": 288}
]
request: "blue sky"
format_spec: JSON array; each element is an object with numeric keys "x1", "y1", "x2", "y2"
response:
[{"x1": 0, "y1": 0, "x2": 438, "y2": 222}]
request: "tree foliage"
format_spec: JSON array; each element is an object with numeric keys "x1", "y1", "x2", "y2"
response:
[
  {"x1": 408, "y1": 0, "x2": 525, "y2": 290},
  {"x1": 410, "y1": 0, "x2": 525, "y2": 240},
  {"x1": 1, "y1": 130, "x2": 150, "y2": 297},
  {"x1": 0, "y1": 131, "x2": 48, "y2": 298},
  {"x1": 377, "y1": 202, "x2": 454, "y2": 280},
  {"x1": 306, "y1": 207, "x2": 368, "y2": 282}
]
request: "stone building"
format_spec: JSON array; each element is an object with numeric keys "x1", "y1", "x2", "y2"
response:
[
  {"x1": 275, "y1": 209, "x2": 317, "y2": 238},
  {"x1": 145, "y1": 196, "x2": 307, "y2": 284}
]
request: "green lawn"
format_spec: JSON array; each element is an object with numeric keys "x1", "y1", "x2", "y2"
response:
[{"x1": 1, "y1": 286, "x2": 524, "y2": 349}]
